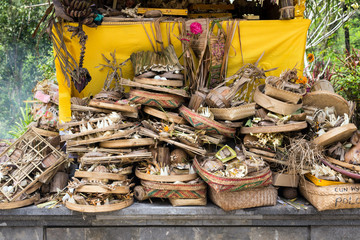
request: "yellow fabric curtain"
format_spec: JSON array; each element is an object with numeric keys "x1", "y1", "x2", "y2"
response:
[{"x1": 55, "y1": 19, "x2": 310, "y2": 123}]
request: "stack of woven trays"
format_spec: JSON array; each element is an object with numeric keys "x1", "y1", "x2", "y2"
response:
[
  {"x1": 134, "y1": 166, "x2": 207, "y2": 206},
  {"x1": 65, "y1": 155, "x2": 134, "y2": 213},
  {"x1": 193, "y1": 157, "x2": 276, "y2": 211}
]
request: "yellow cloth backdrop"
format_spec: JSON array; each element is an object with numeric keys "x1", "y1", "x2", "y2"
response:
[{"x1": 55, "y1": 19, "x2": 310, "y2": 123}]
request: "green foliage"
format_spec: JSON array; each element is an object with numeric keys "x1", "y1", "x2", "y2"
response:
[
  {"x1": 8, "y1": 102, "x2": 34, "y2": 138},
  {"x1": 331, "y1": 48, "x2": 360, "y2": 102},
  {"x1": 0, "y1": 0, "x2": 53, "y2": 138}
]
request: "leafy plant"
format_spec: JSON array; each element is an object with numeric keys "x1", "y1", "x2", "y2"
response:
[
  {"x1": 8, "y1": 102, "x2": 34, "y2": 139},
  {"x1": 331, "y1": 48, "x2": 360, "y2": 123}
]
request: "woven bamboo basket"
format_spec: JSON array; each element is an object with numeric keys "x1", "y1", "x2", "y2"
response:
[
  {"x1": 75, "y1": 185, "x2": 130, "y2": 194},
  {"x1": 313, "y1": 123, "x2": 357, "y2": 147},
  {"x1": 134, "y1": 180, "x2": 207, "y2": 200},
  {"x1": 210, "y1": 103, "x2": 256, "y2": 121},
  {"x1": 74, "y1": 171, "x2": 128, "y2": 181},
  {"x1": 88, "y1": 99, "x2": 138, "y2": 113},
  {"x1": 134, "y1": 77, "x2": 183, "y2": 87},
  {"x1": 100, "y1": 138, "x2": 155, "y2": 149},
  {"x1": 240, "y1": 121, "x2": 307, "y2": 134},
  {"x1": 303, "y1": 91, "x2": 350, "y2": 116},
  {"x1": 143, "y1": 106, "x2": 187, "y2": 124},
  {"x1": 0, "y1": 194, "x2": 40, "y2": 210},
  {"x1": 65, "y1": 198, "x2": 133, "y2": 213},
  {"x1": 299, "y1": 178, "x2": 360, "y2": 211},
  {"x1": 264, "y1": 83, "x2": 304, "y2": 104},
  {"x1": 209, "y1": 185, "x2": 277, "y2": 211},
  {"x1": 205, "y1": 86, "x2": 231, "y2": 108},
  {"x1": 179, "y1": 105, "x2": 236, "y2": 138},
  {"x1": 135, "y1": 167, "x2": 198, "y2": 182},
  {"x1": 193, "y1": 157, "x2": 272, "y2": 193},
  {"x1": 169, "y1": 198, "x2": 207, "y2": 206},
  {"x1": 209, "y1": 31, "x2": 226, "y2": 88},
  {"x1": 128, "y1": 89, "x2": 184, "y2": 109},
  {"x1": 254, "y1": 85, "x2": 302, "y2": 115}
]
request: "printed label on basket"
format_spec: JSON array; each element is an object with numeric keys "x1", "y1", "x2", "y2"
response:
[
  {"x1": 334, "y1": 186, "x2": 360, "y2": 207},
  {"x1": 335, "y1": 196, "x2": 360, "y2": 207}
]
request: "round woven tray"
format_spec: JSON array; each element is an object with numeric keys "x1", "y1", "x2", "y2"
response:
[
  {"x1": 169, "y1": 198, "x2": 207, "y2": 206},
  {"x1": 88, "y1": 99, "x2": 138, "y2": 113},
  {"x1": 313, "y1": 123, "x2": 357, "y2": 147},
  {"x1": 0, "y1": 194, "x2": 40, "y2": 210},
  {"x1": 264, "y1": 83, "x2": 304, "y2": 104},
  {"x1": 135, "y1": 167, "x2": 198, "y2": 182},
  {"x1": 179, "y1": 105, "x2": 236, "y2": 138},
  {"x1": 254, "y1": 84, "x2": 302, "y2": 115},
  {"x1": 143, "y1": 106, "x2": 187, "y2": 124},
  {"x1": 74, "y1": 171, "x2": 128, "y2": 181},
  {"x1": 134, "y1": 77, "x2": 183, "y2": 87},
  {"x1": 240, "y1": 121, "x2": 307, "y2": 134},
  {"x1": 65, "y1": 198, "x2": 133, "y2": 213},
  {"x1": 129, "y1": 89, "x2": 184, "y2": 109},
  {"x1": 193, "y1": 157, "x2": 272, "y2": 192},
  {"x1": 210, "y1": 103, "x2": 256, "y2": 121},
  {"x1": 141, "y1": 180, "x2": 207, "y2": 191},
  {"x1": 100, "y1": 138, "x2": 155, "y2": 148},
  {"x1": 76, "y1": 185, "x2": 130, "y2": 194},
  {"x1": 303, "y1": 91, "x2": 350, "y2": 116}
]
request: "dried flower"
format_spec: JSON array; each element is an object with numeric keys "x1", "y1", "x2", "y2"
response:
[
  {"x1": 307, "y1": 53, "x2": 315, "y2": 63},
  {"x1": 190, "y1": 22, "x2": 203, "y2": 35}
]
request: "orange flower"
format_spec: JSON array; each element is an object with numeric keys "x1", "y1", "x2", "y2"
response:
[
  {"x1": 163, "y1": 125, "x2": 169, "y2": 132},
  {"x1": 296, "y1": 76, "x2": 308, "y2": 84},
  {"x1": 307, "y1": 53, "x2": 315, "y2": 63}
]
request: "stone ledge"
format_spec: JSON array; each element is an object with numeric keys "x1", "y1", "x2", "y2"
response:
[{"x1": 0, "y1": 199, "x2": 360, "y2": 228}]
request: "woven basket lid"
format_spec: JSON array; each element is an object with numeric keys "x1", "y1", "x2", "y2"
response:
[
  {"x1": 313, "y1": 123, "x2": 357, "y2": 147},
  {"x1": 143, "y1": 106, "x2": 187, "y2": 124},
  {"x1": 303, "y1": 91, "x2": 350, "y2": 116},
  {"x1": 254, "y1": 84, "x2": 302, "y2": 115}
]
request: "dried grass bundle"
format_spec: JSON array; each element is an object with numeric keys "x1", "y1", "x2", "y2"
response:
[{"x1": 287, "y1": 137, "x2": 324, "y2": 174}]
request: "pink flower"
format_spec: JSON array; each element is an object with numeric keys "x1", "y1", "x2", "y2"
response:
[{"x1": 190, "y1": 22, "x2": 203, "y2": 35}]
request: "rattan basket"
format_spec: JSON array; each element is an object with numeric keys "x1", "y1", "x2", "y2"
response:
[
  {"x1": 135, "y1": 167, "x2": 198, "y2": 182},
  {"x1": 313, "y1": 123, "x2": 357, "y2": 147},
  {"x1": 303, "y1": 91, "x2": 350, "y2": 116},
  {"x1": 65, "y1": 198, "x2": 133, "y2": 213},
  {"x1": 179, "y1": 105, "x2": 236, "y2": 138},
  {"x1": 143, "y1": 106, "x2": 187, "y2": 124},
  {"x1": 169, "y1": 198, "x2": 207, "y2": 206},
  {"x1": 210, "y1": 103, "x2": 256, "y2": 121},
  {"x1": 193, "y1": 157, "x2": 272, "y2": 193},
  {"x1": 264, "y1": 83, "x2": 304, "y2": 104},
  {"x1": 299, "y1": 178, "x2": 360, "y2": 211},
  {"x1": 254, "y1": 84, "x2": 302, "y2": 115},
  {"x1": 134, "y1": 180, "x2": 207, "y2": 200},
  {"x1": 209, "y1": 185, "x2": 277, "y2": 211},
  {"x1": 129, "y1": 89, "x2": 184, "y2": 109}
]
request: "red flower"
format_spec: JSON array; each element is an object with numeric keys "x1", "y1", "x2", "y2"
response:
[{"x1": 190, "y1": 22, "x2": 203, "y2": 35}]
